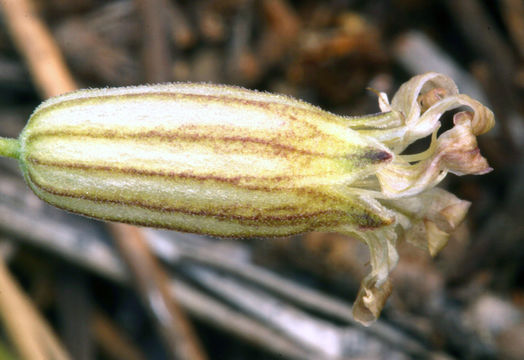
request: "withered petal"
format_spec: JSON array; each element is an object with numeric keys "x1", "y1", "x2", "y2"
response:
[{"x1": 352, "y1": 276, "x2": 393, "y2": 325}]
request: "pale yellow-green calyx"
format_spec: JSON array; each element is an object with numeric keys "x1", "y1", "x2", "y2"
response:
[
  {"x1": 17, "y1": 83, "x2": 395, "y2": 238},
  {"x1": 1, "y1": 73, "x2": 494, "y2": 326}
]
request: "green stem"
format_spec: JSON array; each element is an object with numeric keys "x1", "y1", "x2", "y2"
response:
[{"x1": 0, "y1": 137, "x2": 20, "y2": 159}]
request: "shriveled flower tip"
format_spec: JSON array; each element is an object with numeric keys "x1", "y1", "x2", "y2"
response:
[{"x1": 347, "y1": 72, "x2": 494, "y2": 324}]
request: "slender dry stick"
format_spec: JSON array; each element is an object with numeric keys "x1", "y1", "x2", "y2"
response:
[
  {"x1": 110, "y1": 225, "x2": 207, "y2": 360},
  {"x1": 135, "y1": 0, "x2": 172, "y2": 82},
  {"x1": 0, "y1": 0, "x2": 76, "y2": 97},
  {"x1": 0, "y1": 255, "x2": 47, "y2": 360},
  {"x1": 55, "y1": 269, "x2": 93, "y2": 360},
  {"x1": 501, "y1": 0, "x2": 524, "y2": 58},
  {"x1": 0, "y1": 250, "x2": 71, "y2": 360},
  {"x1": 92, "y1": 311, "x2": 146, "y2": 360},
  {"x1": 16, "y1": 274, "x2": 71, "y2": 360}
]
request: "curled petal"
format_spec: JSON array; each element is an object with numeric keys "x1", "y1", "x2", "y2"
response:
[
  {"x1": 424, "y1": 220, "x2": 449, "y2": 256},
  {"x1": 390, "y1": 72, "x2": 459, "y2": 129},
  {"x1": 345, "y1": 226, "x2": 399, "y2": 325},
  {"x1": 381, "y1": 188, "x2": 470, "y2": 255},
  {"x1": 376, "y1": 108, "x2": 493, "y2": 197},
  {"x1": 439, "y1": 198, "x2": 471, "y2": 231},
  {"x1": 452, "y1": 94, "x2": 495, "y2": 136},
  {"x1": 437, "y1": 111, "x2": 492, "y2": 175},
  {"x1": 364, "y1": 73, "x2": 495, "y2": 154},
  {"x1": 399, "y1": 217, "x2": 451, "y2": 256},
  {"x1": 353, "y1": 276, "x2": 393, "y2": 325},
  {"x1": 375, "y1": 156, "x2": 443, "y2": 198},
  {"x1": 398, "y1": 87, "x2": 494, "y2": 153}
]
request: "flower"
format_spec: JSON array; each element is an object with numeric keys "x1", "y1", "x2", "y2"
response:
[{"x1": 0, "y1": 73, "x2": 494, "y2": 324}]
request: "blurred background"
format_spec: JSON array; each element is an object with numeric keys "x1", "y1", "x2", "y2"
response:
[{"x1": 0, "y1": 0, "x2": 522, "y2": 359}]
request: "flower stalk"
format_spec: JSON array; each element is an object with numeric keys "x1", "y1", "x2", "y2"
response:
[
  {"x1": 0, "y1": 73, "x2": 494, "y2": 324},
  {"x1": 0, "y1": 137, "x2": 20, "y2": 159}
]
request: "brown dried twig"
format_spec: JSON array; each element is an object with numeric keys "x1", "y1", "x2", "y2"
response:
[
  {"x1": 135, "y1": 0, "x2": 172, "y2": 82},
  {"x1": 0, "y1": 0, "x2": 76, "y2": 97},
  {"x1": 501, "y1": 0, "x2": 524, "y2": 59},
  {"x1": 0, "y1": 254, "x2": 48, "y2": 360},
  {"x1": 111, "y1": 224, "x2": 207, "y2": 360},
  {"x1": 92, "y1": 311, "x2": 147, "y2": 360},
  {"x1": 0, "y1": 253, "x2": 71, "y2": 360}
]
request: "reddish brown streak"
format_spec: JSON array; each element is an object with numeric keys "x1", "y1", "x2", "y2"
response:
[
  {"x1": 28, "y1": 156, "x2": 293, "y2": 184},
  {"x1": 26, "y1": 129, "x2": 339, "y2": 159},
  {"x1": 31, "y1": 200, "x2": 319, "y2": 238},
  {"x1": 27, "y1": 172, "x2": 347, "y2": 227},
  {"x1": 26, "y1": 156, "x2": 349, "y2": 203}
]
